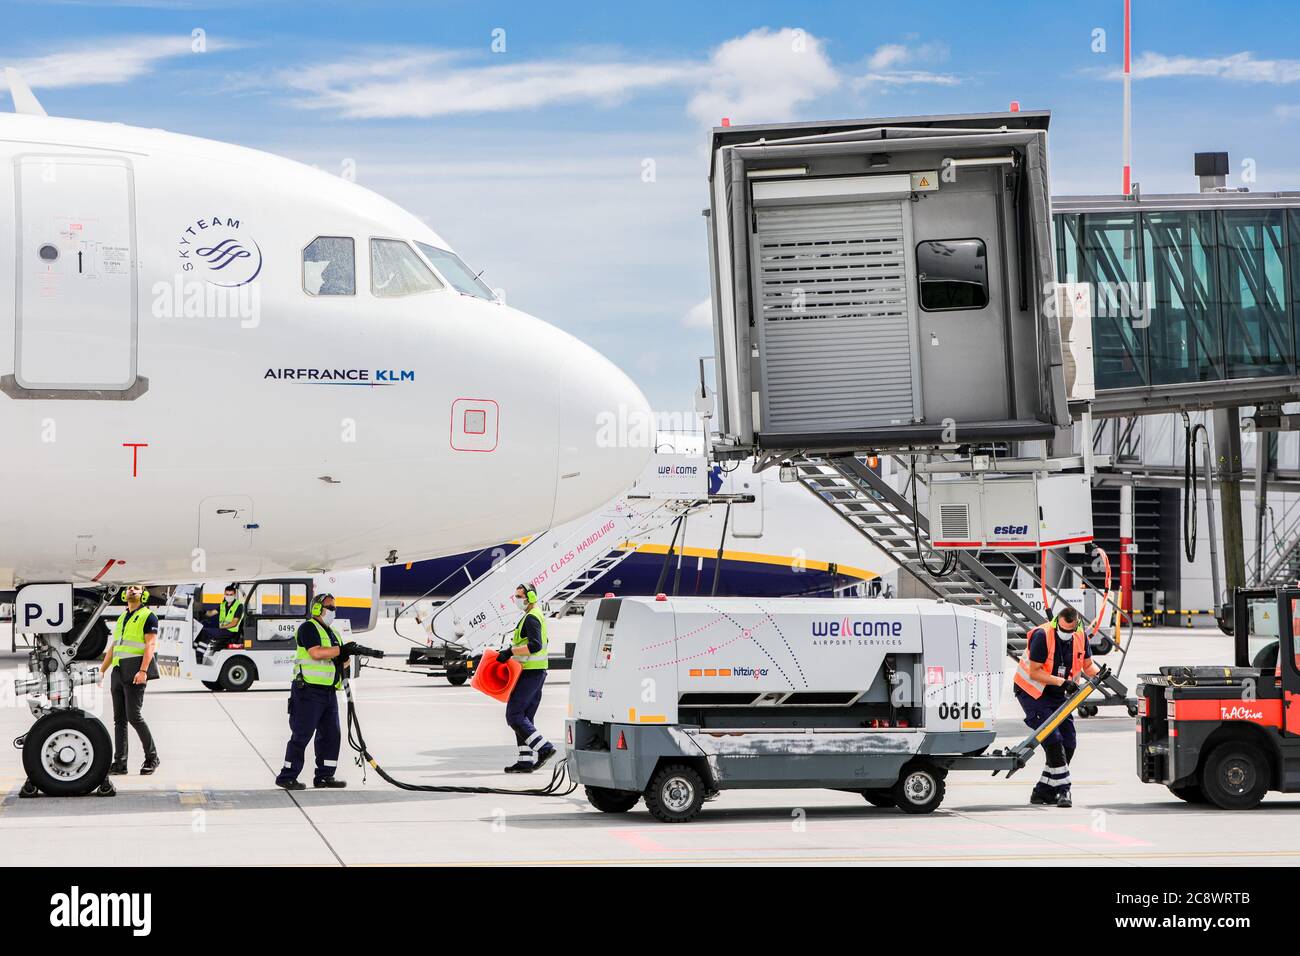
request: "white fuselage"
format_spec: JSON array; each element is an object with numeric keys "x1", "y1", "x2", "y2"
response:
[{"x1": 0, "y1": 114, "x2": 650, "y2": 587}]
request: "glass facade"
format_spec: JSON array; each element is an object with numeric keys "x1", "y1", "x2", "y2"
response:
[{"x1": 1054, "y1": 206, "x2": 1300, "y2": 391}]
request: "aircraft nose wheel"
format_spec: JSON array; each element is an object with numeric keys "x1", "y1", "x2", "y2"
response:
[{"x1": 21, "y1": 711, "x2": 113, "y2": 796}]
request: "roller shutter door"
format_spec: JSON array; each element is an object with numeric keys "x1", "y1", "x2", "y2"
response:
[{"x1": 754, "y1": 200, "x2": 918, "y2": 434}]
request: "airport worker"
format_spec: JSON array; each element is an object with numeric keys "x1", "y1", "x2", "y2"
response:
[
  {"x1": 206, "y1": 583, "x2": 244, "y2": 637},
  {"x1": 98, "y1": 583, "x2": 161, "y2": 775},
  {"x1": 1011, "y1": 605, "x2": 1098, "y2": 808},
  {"x1": 498, "y1": 583, "x2": 557, "y2": 773},
  {"x1": 197, "y1": 583, "x2": 244, "y2": 654},
  {"x1": 275, "y1": 593, "x2": 355, "y2": 791}
]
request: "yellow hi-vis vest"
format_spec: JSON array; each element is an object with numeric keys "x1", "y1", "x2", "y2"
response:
[
  {"x1": 218, "y1": 599, "x2": 243, "y2": 632},
  {"x1": 112, "y1": 607, "x2": 152, "y2": 668},
  {"x1": 294, "y1": 620, "x2": 341, "y2": 688},
  {"x1": 512, "y1": 607, "x2": 549, "y2": 670}
]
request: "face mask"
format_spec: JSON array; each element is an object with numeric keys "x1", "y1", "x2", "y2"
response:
[
  {"x1": 224, "y1": 595, "x2": 236, "y2": 604},
  {"x1": 321, "y1": 609, "x2": 336, "y2": 625},
  {"x1": 514, "y1": 596, "x2": 528, "y2": 611}
]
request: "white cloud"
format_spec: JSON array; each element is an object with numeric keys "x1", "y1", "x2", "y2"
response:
[
  {"x1": 281, "y1": 48, "x2": 698, "y2": 119},
  {"x1": 686, "y1": 27, "x2": 838, "y2": 127},
  {"x1": 853, "y1": 40, "x2": 959, "y2": 90},
  {"x1": 1122, "y1": 50, "x2": 1300, "y2": 83},
  {"x1": 855, "y1": 70, "x2": 960, "y2": 89},
  {"x1": 1, "y1": 35, "x2": 214, "y2": 89},
  {"x1": 286, "y1": 29, "x2": 841, "y2": 126},
  {"x1": 682, "y1": 298, "x2": 713, "y2": 329},
  {"x1": 867, "y1": 44, "x2": 911, "y2": 71}
]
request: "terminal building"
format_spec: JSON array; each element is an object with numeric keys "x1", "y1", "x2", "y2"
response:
[{"x1": 1054, "y1": 176, "x2": 1300, "y2": 620}]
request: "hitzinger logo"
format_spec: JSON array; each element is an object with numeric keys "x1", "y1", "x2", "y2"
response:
[
  {"x1": 811, "y1": 618, "x2": 904, "y2": 638},
  {"x1": 731, "y1": 666, "x2": 769, "y2": 679},
  {"x1": 50, "y1": 886, "x2": 151, "y2": 936}
]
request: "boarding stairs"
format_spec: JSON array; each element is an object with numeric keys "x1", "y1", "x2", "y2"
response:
[
  {"x1": 794, "y1": 455, "x2": 1109, "y2": 652},
  {"x1": 425, "y1": 492, "x2": 702, "y2": 653},
  {"x1": 1256, "y1": 495, "x2": 1300, "y2": 587}
]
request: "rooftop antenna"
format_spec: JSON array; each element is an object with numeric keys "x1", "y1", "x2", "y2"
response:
[
  {"x1": 4, "y1": 67, "x2": 47, "y2": 116},
  {"x1": 1122, "y1": 0, "x2": 1132, "y2": 194}
]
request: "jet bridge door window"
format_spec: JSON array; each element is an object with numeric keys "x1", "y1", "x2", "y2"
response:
[
  {"x1": 916, "y1": 239, "x2": 989, "y2": 311},
  {"x1": 370, "y1": 238, "x2": 445, "y2": 297},
  {"x1": 302, "y1": 236, "x2": 355, "y2": 295}
]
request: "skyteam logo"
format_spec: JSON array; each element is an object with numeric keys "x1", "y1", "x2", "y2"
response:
[{"x1": 177, "y1": 216, "x2": 263, "y2": 287}]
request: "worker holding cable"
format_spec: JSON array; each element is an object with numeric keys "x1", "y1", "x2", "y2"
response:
[
  {"x1": 275, "y1": 592, "x2": 357, "y2": 791},
  {"x1": 499, "y1": 583, "x2": 557, "y2": 774},
  {"x1": 1011, "y1": 605, "x2": 1099, "y2": 808}
]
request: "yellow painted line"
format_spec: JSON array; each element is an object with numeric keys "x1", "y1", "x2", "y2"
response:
[
  {"x1": 628, "y1": 708, "x2": 636, "y2": 722},
  {"x1": 960, "y1": 720, "x2": 986, "y2": 730},
  {"x1": 638, "y1": 714, "x2": 667, "y2": 723}
]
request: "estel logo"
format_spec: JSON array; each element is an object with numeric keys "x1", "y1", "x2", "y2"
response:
[{"x1": 992, "y1": 525, "x2": 1029, "y2": 536}]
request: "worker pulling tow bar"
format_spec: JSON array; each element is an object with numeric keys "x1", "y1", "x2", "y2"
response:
[{"x1": 565, "y1": 595, "x2": 1112, "y2": 822}]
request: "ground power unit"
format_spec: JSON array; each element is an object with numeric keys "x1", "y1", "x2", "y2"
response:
[{"x1": 566, "y1": 595, "x2": 1009, "y2": 821}]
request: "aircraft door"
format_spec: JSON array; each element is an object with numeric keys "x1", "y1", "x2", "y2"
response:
[
  {"x1": 726, "y1": 470, "x2": 764, "y2": 537},
  {"x1": 9, "y1": 154, "x2": 139, "y2": 397},
  {"x1": 198, "y1": 495, "x2": 255, "y2": 557}
]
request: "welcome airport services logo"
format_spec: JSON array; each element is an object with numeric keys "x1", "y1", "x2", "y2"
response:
[{"x1": 177, "y1": 215, "x2": 263, "y2": 287}]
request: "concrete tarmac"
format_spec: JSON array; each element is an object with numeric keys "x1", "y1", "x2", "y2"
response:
[{"x1": 3, "y1": 619, "x2": 1296, "y2": 866}]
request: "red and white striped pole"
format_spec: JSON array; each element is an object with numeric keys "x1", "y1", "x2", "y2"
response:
[
  {"x1": 1122, "y1": 0, "x2": 1132, "y2": 194},
  {"x1": 1119, "y1": 483, "x2": 1134, "y2": 624}
]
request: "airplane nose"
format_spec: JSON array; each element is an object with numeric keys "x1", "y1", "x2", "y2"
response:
[{"x1": 553, "y1": 344, "x2": 653, "y2": 524}]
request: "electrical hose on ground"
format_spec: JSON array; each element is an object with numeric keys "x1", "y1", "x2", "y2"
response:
[{"x1": 341, "y1": 667, "x2": 578, "y2": 797}]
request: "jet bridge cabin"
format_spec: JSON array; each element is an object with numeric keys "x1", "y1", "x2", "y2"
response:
[{"x1": 707, "y1": 112, "x2": 1069, "y2": 456}]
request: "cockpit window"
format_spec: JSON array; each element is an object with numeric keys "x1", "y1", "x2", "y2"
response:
[
  {"x1": 415, "y1": 242, "x2": 497, "y2": 301},
  {"x1": 370, "y1": 239, "x2": 445, "y2": 297},
  {"x1": 303, "y1": 236, "x2": 355, "y2": 296}
]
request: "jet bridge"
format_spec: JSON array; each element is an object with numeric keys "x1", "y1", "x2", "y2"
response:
[{"x1": 707, "y1": 111, "x2": 1069, "y2": 458}]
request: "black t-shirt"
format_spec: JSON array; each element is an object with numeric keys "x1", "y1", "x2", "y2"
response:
[
  {"x1": 1024, "y1": 626, "x2": 1091, "y2": 701},
  {"x1": 297, "y1": 620, "x2": 343, "y2": 684}
]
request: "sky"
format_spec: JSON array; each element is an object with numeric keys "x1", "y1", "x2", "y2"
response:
[{"x1": 4, "y1": 0, "x2": 1300, "y2": 413}]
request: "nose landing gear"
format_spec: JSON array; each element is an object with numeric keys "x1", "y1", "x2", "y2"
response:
[{"x1": 13, "y1": 587, "x2": 118, "y2": 798}]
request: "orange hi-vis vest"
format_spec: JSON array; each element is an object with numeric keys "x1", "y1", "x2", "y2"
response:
[{"x1": 1013, "y1": 624, "x2": 1086, "y2": 699}]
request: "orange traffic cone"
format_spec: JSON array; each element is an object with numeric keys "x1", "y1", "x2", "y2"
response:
[{"x1": 470, "y1": 652, "x2": 522, "y2": 703}]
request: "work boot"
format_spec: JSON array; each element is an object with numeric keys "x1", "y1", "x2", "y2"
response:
[
  {"x1": 1056, "y1": 789, "x2": 1073, "y2": 808},
  {"x1": 313, "y1": 778, "x2": 347, "y2": 789},
  {"x1": 533, "y1": 745, "x2": 557, "y2": 772},
  {"x1": 504, "y1": 760, "x2": 536, "y2": 774},
  {"x1": 276, "y1": 779, "x2": 306, "y2": 791},
  {"x1": 108, "y1": 762, "x2": 128, "y2": 776},
  {"x1": 140, "y1": 756, "x2": 159, "y2": 776},
  {"x1": 1029, "y1": 790, "x2": 1058, "y2": 806}
]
